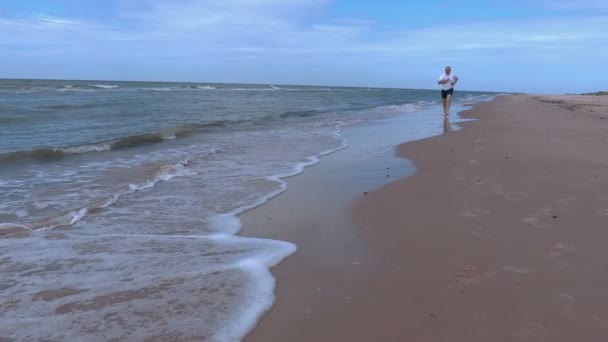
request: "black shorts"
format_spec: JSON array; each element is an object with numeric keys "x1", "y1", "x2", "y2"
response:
[{"x1": 441, "y1": 88, "x2": 454, "y2": 99}]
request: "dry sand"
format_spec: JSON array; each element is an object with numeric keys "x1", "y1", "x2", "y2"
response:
[{"x1": 245, "y1": 94, "x2": 608, "y2": 341}]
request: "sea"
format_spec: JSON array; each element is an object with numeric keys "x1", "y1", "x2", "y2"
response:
[{"x1": 0, "y1": 79, "x2": 497, "y2": 341}]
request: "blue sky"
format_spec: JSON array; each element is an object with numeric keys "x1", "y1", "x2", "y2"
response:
[{"x1": 1, "y1": 0, "x2": 607, "y2": 93}]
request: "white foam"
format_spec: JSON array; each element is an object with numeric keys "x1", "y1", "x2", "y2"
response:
[
  {"x1": 15, "y1": 209, "x2": 29, "y2": 218},
  {"x1": 208, "y1": 214, "x2": 242, "y2": 235},
  {"x1": 196, "y1": 86, "x2": 216, "y2": 90},
  {"x1": 91, "y1": 84, "x2": 119, "y2": 89},
  {"x1": 98, "y1": 193, "x2": 121, "y2": 208},
  {"x1": 227, "y1": 87, "x2": 279, "y2": 91},
  {"x1": 378, "y1": 103, "x2": 422, "y2": 113},
  {"x1": 69, "y1": 208, "x2": 88, "y2": 224},
  {"x1": 148, "y1": 87, "x2": 175, "y2": 91},
  {"x1": 31, "y1": 159, "x2": 196, "y2": 231},
  {"x1": 0, "y1": 230, "x2": 298, "y2": 341},
  {"x1": 216, "y1": 241, "x2": 296, "y2": 342},
  {"x1": 80, "y1": 143, "x2": 221, "y2": 171},
  {"x1": 56, "y1": 86, "x2": 94, "y2": 92},
  {"x1": 129, "y1": 159, "x2": 195, "y2": 191},
  {"x1": 60, "y1": 143, "x2": 112, "y2": 154},
  {"x1": 33, "y1": 202, "x2": 50, "y2": 209},
  {"x1": 0, "y1": 222, "x2": 33, "y2": 231}
]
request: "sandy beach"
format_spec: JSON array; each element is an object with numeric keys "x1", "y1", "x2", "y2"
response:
[{"x1": 245, "y1": 94, "x2": 608, "y2": 341}]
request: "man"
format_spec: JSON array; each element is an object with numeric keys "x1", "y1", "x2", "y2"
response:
[{"x1": 438, "y1": 66, "x2": 459, "y2": 116}]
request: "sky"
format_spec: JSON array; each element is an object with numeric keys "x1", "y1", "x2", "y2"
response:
[{"x1": 1, "y1": 0, "x2": 607, "y2": 93}]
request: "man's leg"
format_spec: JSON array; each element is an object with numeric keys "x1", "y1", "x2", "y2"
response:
[
  {"x1": 445, "y1": 94, "x2": 452, "y2": 115},
  {"x1": 442, "y1": 98, "x2": 448, "y2": 115}
]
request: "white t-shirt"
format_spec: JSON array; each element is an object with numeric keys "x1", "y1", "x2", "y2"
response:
[{"x1": 438, "y1": 73, "x2": 458, "y2": 90}]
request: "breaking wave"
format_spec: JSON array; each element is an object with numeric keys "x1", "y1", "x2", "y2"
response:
[
  {"x1": 0, "y1": 121, "x2": 233, "y2": 163},
  {"x1": 13, "y1": 159, "x2": 197, "y2": 231}
]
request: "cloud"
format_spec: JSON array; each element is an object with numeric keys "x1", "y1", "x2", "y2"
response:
[
  {"x1": 381, "y1": 16, "x2": 607, "y2": 58},
  {"x1": 2, "y1": 0, "x2": 607, "y2": 62},
  {"x1": 119, "y1": 0, "x2": 331, "y2": 31}
]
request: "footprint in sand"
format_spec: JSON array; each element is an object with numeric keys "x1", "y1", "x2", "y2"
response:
[
  {"x1": 502, "y1": 265, "x2": 533, "y2": 275},
  {"x1": 494, "y1": 184, "x2": 528, "y2": 202},
  {"x1": 510, "y1": 323, "x2": 548, "y2": 339},
  {"x1": 593, "y1": 315, "x2": 608, "y2": 327},
  {"x1": 453, "y1": 265, "x2": 495, "y2": 287},
  {"x1": 471, "y1": 224, "x2": 489, "y2": 237},
  {"x1": 555, "y1": 196, "x2": 579, "y2": 205},
  {"x1": 522, "y1": 205, "x2": 553, "y2": 228},
  {"x1": 596, "y1": 209, "x2": 608, "y2": 217},
  {"x1": 555, "y1": 243, "x2": 576, "y2": 252},
  {"x1": 460, "y1": 209, "x2": 492, "y2": 237},
  {"x1": 461, "y1": 208, "x2": 491, "y2": 219},
  {"x1": 558, "y1": 293, "x2": 576, "y2": 319},
  {"x1": 545, "y1": 243, "x2": 576, "y2": 269}
]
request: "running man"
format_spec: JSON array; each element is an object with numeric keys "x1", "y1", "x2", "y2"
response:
[{"x1": 438, "y1": 66, "x2": 459, "y2": 116}]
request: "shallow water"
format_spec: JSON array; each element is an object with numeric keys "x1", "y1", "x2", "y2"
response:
[{"x1": 0, "y1": 79, "x2": 496, "y2": 340}]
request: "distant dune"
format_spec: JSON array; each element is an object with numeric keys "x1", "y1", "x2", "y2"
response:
[{"x1": 582, "y1": 91, "x2": 608, "y2": 96}]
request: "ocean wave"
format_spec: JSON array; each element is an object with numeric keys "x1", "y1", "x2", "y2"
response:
[
  {"x1": 43, "y1": 103, "x2": 99, "y2": 110},
  {"x1": 181, "y1": 85, "x2": 216, "y2": 90},
  {"x1": 0, "y1": 148, "x2": 67, "y2": 162},
  {"x1": 60, "y1": 143, "x2": 112, "y2": 154},
  {"x1": 148, "y1": 87, "x2": 175, "y2": 91},
  {"x1": 108, "y1": 133, "x2": 166, "y2": 150},
  {"x1": 0, "y1": 121, "x2": 235, "y2": 163},
  {"x1": 145, "y1": 85, "x2": 217, "y2": 91},
  {"x1": 230, "y1": 88, "x2": 275, "y2": 91},
  {"x1": 172, "y1": 120, "x2": 230, "y2": 138},
  {"x1": 56, "y1": 86, "x2": 95, "y2": 92},
  {"x1": 90, "y1": 84, "x2": 119, "y2": 89},
  {"x1": 459, "y1": 94, "x2": 491, "y2": 102},
  {"x1": 229, "y1": 86, "x2": 293, "y2": 91},
  {"x1": 54, "y1": 84, "x2": 118, "y2": 92},
  {"x1": 226, "y1": 86, "x2": 329, "y2": 92},
  {"x1": 0, "y1": 116, "x2": 30, "y2": 124},
  {"x1": 26, "y1": 159, "x2": 196, "y2": 230},
  {"x1": 279, "y1": 110, "x2": 322, "y2": 119},
  {"x1": 0, "y1": 135, "x2": 163, "y2": 163},
  {"x1": 127, "y1": 159, "x2": 195, "y2": 192},
  {"x1": 376, "y1": 102, "x2": 424, "y2": 113}
]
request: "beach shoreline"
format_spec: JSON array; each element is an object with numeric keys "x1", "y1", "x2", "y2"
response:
[
  {"x1": 0, "y1": 81, "x2": 493, "y2": 341},
  {"x1": 245, "y1": 94, "x2": 608, "y2": 341}
]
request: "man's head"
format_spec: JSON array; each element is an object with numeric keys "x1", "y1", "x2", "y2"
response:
[{"x1": 445, "y1": 66, "x2": 452, "y2": 75}]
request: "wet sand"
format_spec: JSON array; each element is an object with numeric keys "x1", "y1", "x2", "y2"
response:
[{"x1": 245, "y1": 94, "x2": 608, "y2": 341}]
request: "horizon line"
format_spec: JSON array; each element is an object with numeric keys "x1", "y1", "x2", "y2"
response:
[{"x1": 0, "y1": 77, "x2": 509, "y2": 94}]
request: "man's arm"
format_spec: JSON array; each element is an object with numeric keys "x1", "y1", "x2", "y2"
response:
[{"x1": 438, "y1": 77, "x2": 449, "y2": 85}]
